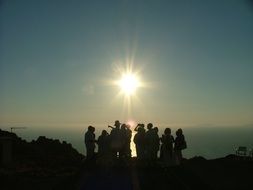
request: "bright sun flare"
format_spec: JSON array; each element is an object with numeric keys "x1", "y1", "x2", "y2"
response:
[{"x1": 118, "y1": 73, "x2": 140, "y2": 96}]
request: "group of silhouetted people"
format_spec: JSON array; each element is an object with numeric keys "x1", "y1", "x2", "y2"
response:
[
  {"x1": 84, "y1": 120, "x2": 132, "y2": 161},
  {"x1": 134, "y1": 123, "x2": 186, "y2": 165},
  {"x1": 84, "y1": 120, "x2": 187, "y2": 166}
]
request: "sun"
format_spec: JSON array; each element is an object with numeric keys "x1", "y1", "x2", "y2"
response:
[
  {"x1": 109, "y1": 60, "x2": 147, "y2": 116},
  {"x1": 118, "y1": 73, "x2": 140, "y2": 96}
]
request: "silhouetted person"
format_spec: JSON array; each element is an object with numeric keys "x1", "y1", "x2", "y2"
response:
[
  {"x1": 134, "y1": 124, "x2": 146, "y2": 160},
  {"x1": 160, "y1": 128, "x2": 174, "y2": 166},
  {"x1": 109, "y1": 120, "x2": 122, "y2": 158},
  {"x1": 97, "y1": 130, "x2": 109, "y2": 156},
  {"x1": 174, "y1": 128, "x2": 186, "y2": 164},
  {"x1": 145, "y1": 123, "x2": 158, "y2": 161},
  {"x1": 119, "y1": 123, "x2": 128, "y2": 158},
  {"x1": 125, "y1": 124, "x2": 132, "y2": 158},
  {"x1": 153, "y1": 127, "x2": 160, "y2": 160},
  {"x1": 85, "y1": 126, "x2": 96, "y2": 160}
]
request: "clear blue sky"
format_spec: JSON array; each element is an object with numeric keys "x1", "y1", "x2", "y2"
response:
[{"x1": 1, "y1": 0, "x2": 253, "y2": 129}]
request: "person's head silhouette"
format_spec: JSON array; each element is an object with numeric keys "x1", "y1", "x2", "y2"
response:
[
  {"x1": 121, "y1": 123, "x2": 127, "y2": 130},
  {"x1": 147, "y1": 123, "x2": 153, "y2": 130},
  {"x1": 164, "y1": 128, "x2": 171, "y2": 135},
  {"x1": 114, "y1": 120, "x2": 121, "y2": 129},
  {"x1": 88, "y1": 126, "x2": 94, "y2": 132},
  {"x1": 154, "y1": 127, "x2": 158, "y2": 133},
  {"x1": 102, "y1": 130, "x2": 108, "y2": 136},
  {"x1": 176, "y1": 128, "x2": 183, "y2": 136}
]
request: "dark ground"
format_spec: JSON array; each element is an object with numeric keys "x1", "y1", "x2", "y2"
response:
[
  {"x1": 1, "y1": 129, "x2": 252, "y2": 190},
  {"x1": 2, "y1": 155, "x2": 252, "y2": 190},
  {"x1": 76, "y1": 156, "x2": 253, "y2": 190}
]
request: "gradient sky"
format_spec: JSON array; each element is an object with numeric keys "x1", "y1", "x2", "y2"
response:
[{"x1": 1, "y1": 0, "x2": 253, "y2": 129}]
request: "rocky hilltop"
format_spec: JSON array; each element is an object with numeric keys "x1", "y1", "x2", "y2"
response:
[
  {"x1": 0, "y1": 129, "x2": 84, "y2": 167},
  {"x1": 0, "y1": 129, "x2": 84, "y2": 190}
]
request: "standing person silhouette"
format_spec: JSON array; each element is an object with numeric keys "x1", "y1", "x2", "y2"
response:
[
  {"x1": 160, "y1": 128, "x2": 174, "y2": 167},
  {"x1": 153, "y1": 127, "x2": 160, "y2": 160},
  {"x1": 84, "y1": 126, "x2": 96, "y2": 160},
  {"x1": 125, "y1": 124, "x2": 132, "y2": 158},
  {"x1": 109, "y1": 120, "x2": 122, "y2": 159},
  {"x1": 145, "y1": 123, "x2": 158, "y2": 162},
  {"x1": 174, "y1": 128, "x2": 186, "y2": 164},
  {"x1": 119, "y1": 123, "x2": 128, "y2": 159},
  {"x1": 97, "y1": 130, "x2": 109, "y2": 156},
  {"x1": 134, "y1": 124, "x2": 146, "y2": 160}
]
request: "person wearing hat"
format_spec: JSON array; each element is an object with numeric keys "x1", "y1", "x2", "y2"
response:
[
  {"x1": 114, "y1": 120, "x2": 121, "y2": 128},
  {"x1": 109, "y1": 120, "x2": 122, "y2": 159}
]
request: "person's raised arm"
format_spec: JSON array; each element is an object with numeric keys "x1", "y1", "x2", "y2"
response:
[{"x1": 134, "y1": 124, "x2": 140, "y2": 132}]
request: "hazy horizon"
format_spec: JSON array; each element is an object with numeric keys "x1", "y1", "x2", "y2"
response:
[{"x1": 1, "y1": 124, "x2": 253, "y2": 159}]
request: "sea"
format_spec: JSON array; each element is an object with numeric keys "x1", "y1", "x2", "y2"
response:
[{"x1": 2, "y1": 125, "x2": 253, "y2": 159}]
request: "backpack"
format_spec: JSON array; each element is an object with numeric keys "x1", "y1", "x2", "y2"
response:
[{"x1": 181, "y1": 140, "x2": 187, "y2": 150}]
